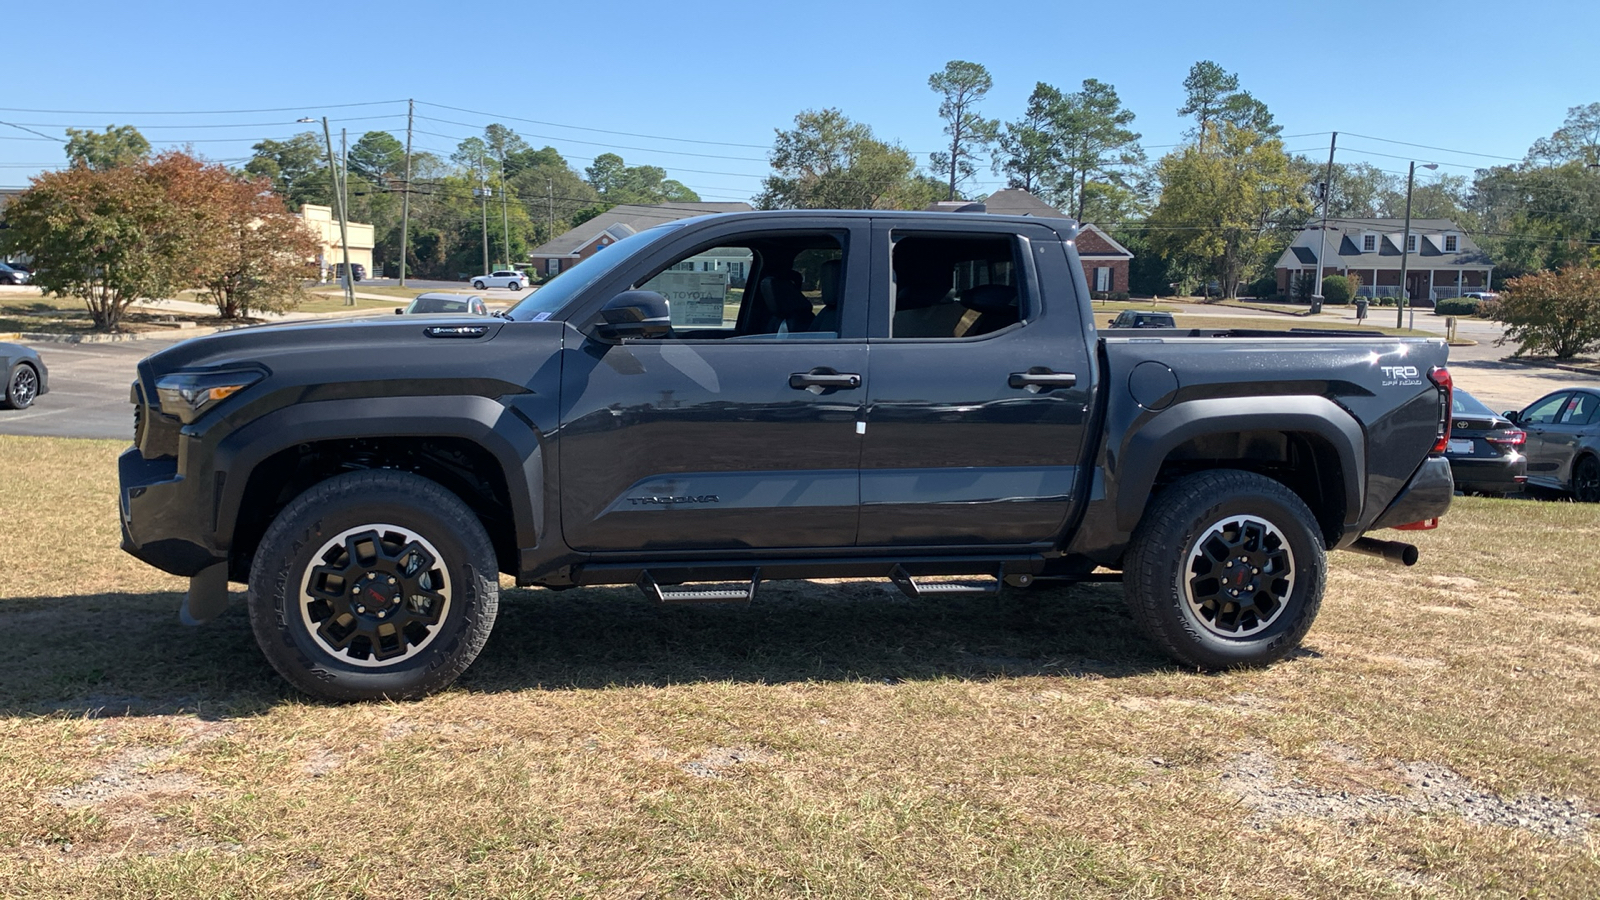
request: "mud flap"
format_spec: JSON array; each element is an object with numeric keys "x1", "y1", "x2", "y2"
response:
[{"x1": 180, "y1": 562, "x2": 230, "y2": 626}]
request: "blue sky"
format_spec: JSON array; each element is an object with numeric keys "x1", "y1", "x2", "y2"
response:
[{"x1": 4, "y1": 0, "x2": 1596, "y2": 202}]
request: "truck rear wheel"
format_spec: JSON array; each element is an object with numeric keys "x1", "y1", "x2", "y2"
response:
[
  {"x1": 1123, "y1": 470, "x2": 1325, "y2": 670},
  {"x1": 247, "y1": 470, "x2": 499, "y2": 701}
]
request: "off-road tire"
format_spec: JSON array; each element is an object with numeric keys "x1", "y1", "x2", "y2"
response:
[
  {"x1": 3, "y1": 362, "x2": 38, "y2": 410},
  {"x1": 1123, "y1": 469, "x2": 1325, "y2": 670},
  {"x1": 248, "y1": 469, "x2": 499, "y2": 701}
]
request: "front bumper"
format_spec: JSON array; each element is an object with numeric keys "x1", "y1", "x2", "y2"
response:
[
  {"x1": 119, "y1": 447, "x2": 223, "y2": 577},
  {"x1": 1370, "y1": 455, "x2": 1455, "y2": 531}
]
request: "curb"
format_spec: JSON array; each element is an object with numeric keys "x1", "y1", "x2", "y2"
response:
[{"x1": 1500, "y1": 358, "x2": 1600, "y2": 376}]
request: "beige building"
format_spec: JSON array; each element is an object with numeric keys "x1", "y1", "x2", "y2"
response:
[{"x1": 297, "y1": 204, "x2": 375, "y2": 279}]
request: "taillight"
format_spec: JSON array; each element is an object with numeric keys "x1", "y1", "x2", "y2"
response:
[
  {"x1": 1486, "y1": 430, "x2": 1526, "y2": 446},
  {"x1": 1428, "y1": 367, "x2": 1452, "y2": 454}
]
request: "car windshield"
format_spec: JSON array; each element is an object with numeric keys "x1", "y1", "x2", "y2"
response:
[
  {"x1": 411, "y1": 297, "x2": 470, "y2": 313},
  {"x1": 1451, "y1": 390, "x2": 1496, "y2": 417},
  {"x1": 504, "y1": 225, "x2": 682, "y2": 322}
]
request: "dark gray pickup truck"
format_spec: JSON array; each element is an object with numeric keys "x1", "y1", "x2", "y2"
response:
[{"x1": 119, "y1": 210, "x2": 1454, "y2": 700}]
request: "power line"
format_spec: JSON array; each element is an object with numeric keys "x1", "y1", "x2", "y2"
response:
[
  {"x1": 0, "y1": 121, "x2": 66, "y2": 142},
  {"x1": 0, "y1": 100, "x2": 406, "y2": 115},
  {"x1": 415, "y1": 101, "x2": 775, "y2": 151},
  {"x1": 1339, "y1": 131, "x2": 1521, "y2": 162}
]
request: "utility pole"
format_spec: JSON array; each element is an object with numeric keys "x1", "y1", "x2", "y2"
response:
[
  {"x1": 479, "y1": 171, "x2": 490, "y2": 278},
  {"x1": 320, "y1": 117, "x2": 354, "y2": 307},
  {"x1": 547, "y1": 177, "x2": 554, "y2": 243},
  {"x1": 400, "y1": 98, "x2": 412, "y2": 288},
  {"x1": 1313, "y1": 132, "x2": 1337, "y2": 304},
  {"x1": 1396, "y1": 161, "x2": 1416, "y2": 329},
  {"x1": 1395, "y1": 161, "x2": 1438, "y2": 329},
  {"x1": 498, "y1": 145, "x2": 511, "y2": 270}
]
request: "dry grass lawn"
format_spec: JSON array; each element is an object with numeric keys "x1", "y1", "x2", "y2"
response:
[{"x1": 1, "y1": 435, "x2": 1597, "y2": 897}]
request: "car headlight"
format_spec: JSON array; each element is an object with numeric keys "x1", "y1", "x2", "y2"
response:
[{"x1": 155, "y1": 370, "x2": 263, "y2": 424}]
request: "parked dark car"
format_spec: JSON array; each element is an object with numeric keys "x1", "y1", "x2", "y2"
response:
[
  {"x1": 397, "y1": 293, "x2": 489, "y2": 316},
  {"x1": 1, "y1": 341, "x2": 48, "y2": 410},
  {"x1": 1444, "y1": 389, "x2": 1526, "y2": 496},
  {"x1": 1504, "y1": 388, "x2": 1600, "y2": 502},
  {"x1": 332, "y1": 263, "x2": 366, "y2": 282},
  {"x1": 1107, "y1": 310, "x2": 1176, "y2": 328},
  {"x1": 0, "y1": 262, "x2": 29, "y2": 285}
]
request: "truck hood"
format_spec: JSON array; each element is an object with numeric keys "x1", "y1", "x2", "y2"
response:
[{"x1": 139, "y1": 315, "x2": 515, "y2": 377}]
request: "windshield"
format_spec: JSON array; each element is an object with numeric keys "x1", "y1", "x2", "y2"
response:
[
  {"x1": 1451, "y1": 390, "x2": 1496, "y2": 417},
  {"x1": 505, "y1": 225, "x2": 683, "y2": 322}
]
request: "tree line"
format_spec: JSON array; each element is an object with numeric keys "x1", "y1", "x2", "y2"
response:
[{"x1": 4, "y1": 70, "x2": 1595, "y2": 329}]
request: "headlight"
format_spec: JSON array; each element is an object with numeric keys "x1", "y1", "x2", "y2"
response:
[{"x1": 155, "y1": 370, "x2": 263, "y2": 424}]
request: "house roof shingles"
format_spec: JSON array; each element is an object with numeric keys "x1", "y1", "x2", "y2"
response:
[
  {"x1": 979, "y1": 188, "x2": 1133, "y2": 259},
  {"x1": 529, "y1": 202, "x2": 753, "y2": 257},
  {"x1": 1276, "y1": 217, "x2": 1492, "y2": 271}
]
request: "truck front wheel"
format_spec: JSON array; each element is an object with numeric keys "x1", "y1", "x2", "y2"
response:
[
  {"x1": 1123, "y1": 470, "x2": 1325, "y2": 670},
  {"x1": 247, "y1": 470, "x2": 500, "y2": 701}
]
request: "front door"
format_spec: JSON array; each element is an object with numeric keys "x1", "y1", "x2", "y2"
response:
[
  {"x1": 1518, "y1": 391, "x2": 1571, "y2": 487},
  {"x1": 855, "y1": 221, "x2": 1094, "y2": 546},
  {"x1": 558, "y1": 222, "x2": 871, "y2": 552}
]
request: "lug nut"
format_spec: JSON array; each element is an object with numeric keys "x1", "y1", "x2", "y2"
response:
[{"x1": 356, "y1": 605, "x2": 366, "y2": 613}]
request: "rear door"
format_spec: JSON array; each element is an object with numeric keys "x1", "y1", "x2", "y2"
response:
[
  {"x1": 1546, "y1": 391, "x2": 1598, "y2": 486},
  {"x1": 557, "y1": 218, "x2": 871, "y2": 552},
  {"x1": 855, "y1": 220, "x2": 1094, "y2": 546}
]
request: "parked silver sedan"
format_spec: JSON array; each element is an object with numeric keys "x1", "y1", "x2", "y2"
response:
[{"x1": 1504, "y1": 387, "x2": 1600, "y2": 502}]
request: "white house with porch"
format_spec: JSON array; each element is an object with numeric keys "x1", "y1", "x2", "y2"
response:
[{"x1": 1274, "y1": 217, "x2": 1493, "y2": 306}]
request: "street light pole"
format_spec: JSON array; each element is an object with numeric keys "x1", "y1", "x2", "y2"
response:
[{"x1": 1395, "y1": 161, "x2": 1439, "y2": 329}]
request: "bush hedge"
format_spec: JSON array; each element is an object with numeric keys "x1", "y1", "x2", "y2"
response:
[
  {"x1": 1434, "y1": 296, "x2": 1482, "y2": 317},
  {"x1": 1321, "y1": 275, "x2": 1353, "y2": 305}
]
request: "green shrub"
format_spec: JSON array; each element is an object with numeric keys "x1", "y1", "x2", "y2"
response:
[
  {"x1": 1322, "y1": 275, "x2": 1353, "y2": 305},
  {"x1": 1434, "y1": 296, "x2": 1482, "y2": 317},
  {"x1": 1111, "y1": 291, "x2": 1130, "y2": 301}
]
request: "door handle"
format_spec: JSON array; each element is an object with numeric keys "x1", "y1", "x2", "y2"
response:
[
  {"x1": 1008, "y1": 368, "x2": 1077, "y2": 392},
  {"x1": 789, "y1": 368, "x2": 862, "y2": 393}
]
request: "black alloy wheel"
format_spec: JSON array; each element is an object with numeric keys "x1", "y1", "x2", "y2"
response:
[
  {"x1": 1575, "y1": 456, "x2": 1600, "y2": 504},
  {"x1": 4, "y1": 363, "x2": 38, "y2": 410},
  {"x1": 1123, "y1": 469, "x2": 1326, "y2": 670},
  {"x1": 1183, "y1": 514, "x2": 1294, "y2": 637}
]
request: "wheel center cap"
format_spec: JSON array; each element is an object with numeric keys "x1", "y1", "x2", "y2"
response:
[{"x1": 352, "y1": 573, "x2": 400, "y2": 614}]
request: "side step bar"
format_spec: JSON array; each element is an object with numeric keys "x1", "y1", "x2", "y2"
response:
[
  {"x1": 889, "y1": 564, "x2": 1002, "y2": 599},
  {"x1": 637, "y1": 569, "x2": 760, "y2": 604}
]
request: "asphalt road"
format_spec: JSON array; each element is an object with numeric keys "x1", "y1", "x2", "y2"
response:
[{"x1": 0, "y1": 337, "x2": 184, "y2": 440}]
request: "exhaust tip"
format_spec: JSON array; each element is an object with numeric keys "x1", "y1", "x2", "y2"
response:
[{"x1": 1349, "y1": 536, "x2": 1420, "y2": 567}]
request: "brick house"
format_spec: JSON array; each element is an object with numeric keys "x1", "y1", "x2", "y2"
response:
[
  {"x1": 1274, "y1": 218, "x2": 1493, "y2": 305},
  {"x1": 526, "y1": 202, "x2": 753, "y2": 277},
  {"x1": 977, "y1": 189, "x2": 1134, "y2": 293}
]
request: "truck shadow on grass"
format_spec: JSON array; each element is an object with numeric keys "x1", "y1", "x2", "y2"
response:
[{"x1": 0, "y1": 581, "x2": 1177, "y2": 717}]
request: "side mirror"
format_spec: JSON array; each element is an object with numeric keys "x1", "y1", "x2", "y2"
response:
[
  {"x1": 597, "y1": 290, "x2": 672, "y2": 339},
  {"x1": 1501, "y1": 410, "x2": 1520, "y2": 424},
  {"x1": 394, "y1": 308, "x2": 404, "y2": 315}
]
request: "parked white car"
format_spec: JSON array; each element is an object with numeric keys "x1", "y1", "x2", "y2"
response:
[{"x1": 471, "y1": 270, "x2": 526, "y2": 291}]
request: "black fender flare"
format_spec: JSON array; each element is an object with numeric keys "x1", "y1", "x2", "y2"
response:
[
  {"x1": 1112, "y1": 395, "x2": 1366, "y2": 534},
  {"x1": 210, "y1": 394, "x2": 544, "y2": 553}
]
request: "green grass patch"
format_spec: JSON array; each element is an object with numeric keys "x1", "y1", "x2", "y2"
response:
[{"x1": 1, "y1": 435, "x2": 1597, "y2": 897}]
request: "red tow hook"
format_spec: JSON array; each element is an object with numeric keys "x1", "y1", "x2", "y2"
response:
[{"x1": 1393, "y1": 518, "x2": 1440, "y2": 531}]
